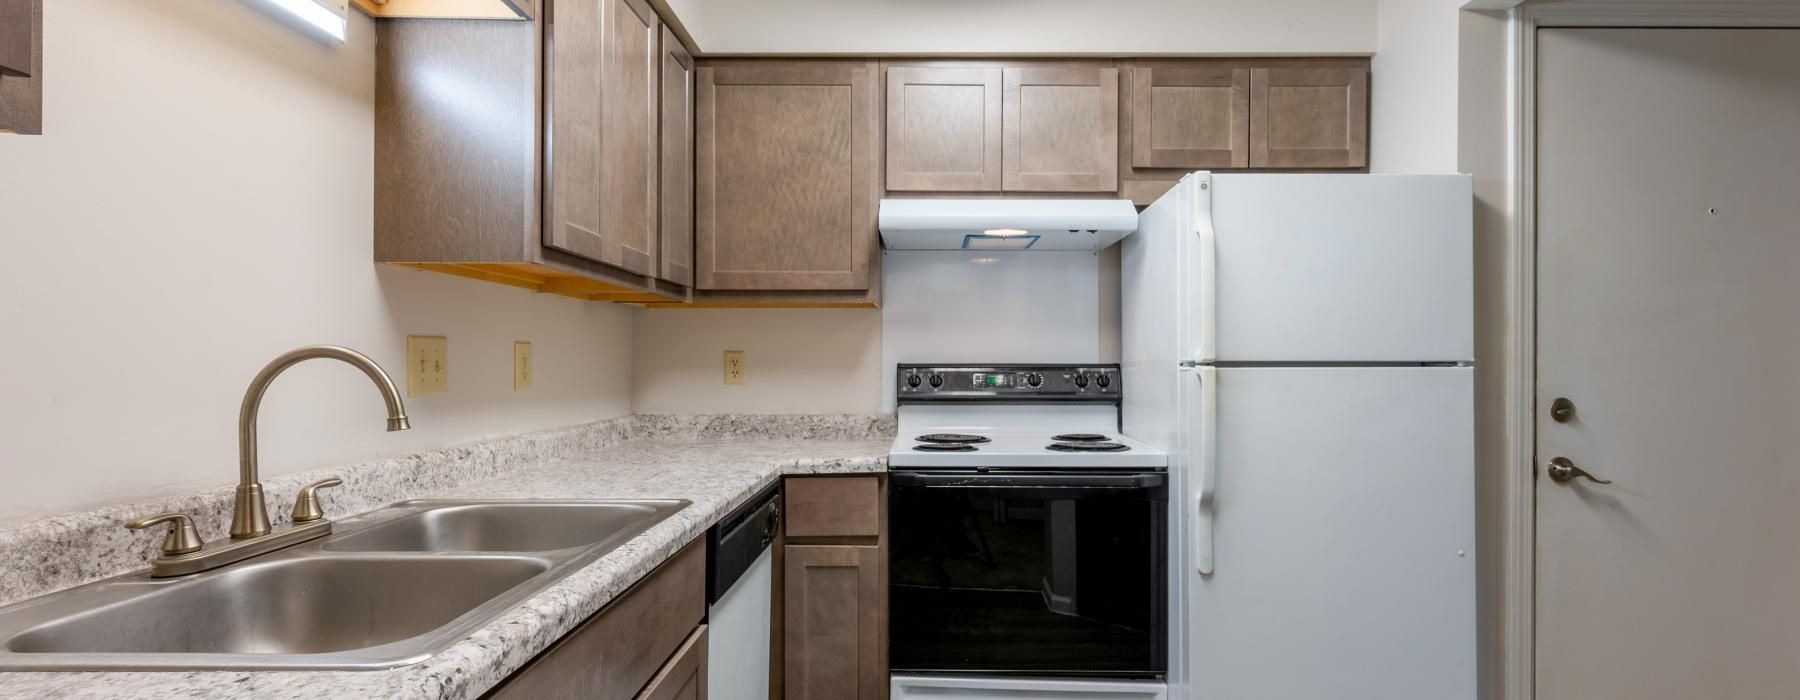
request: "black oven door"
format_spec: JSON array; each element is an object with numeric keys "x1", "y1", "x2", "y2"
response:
[{"x1": 887, "y1": 469, "x2": 1168, "y2": 678}]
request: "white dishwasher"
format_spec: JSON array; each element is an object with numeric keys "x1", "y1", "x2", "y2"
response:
[{"x1": 706, "y1": 481, "x2": 781, "y2": 700}]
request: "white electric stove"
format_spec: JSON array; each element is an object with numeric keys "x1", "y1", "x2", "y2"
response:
[{"x1": 887, "y1": 364, "x2": 1170, "y2": 700}]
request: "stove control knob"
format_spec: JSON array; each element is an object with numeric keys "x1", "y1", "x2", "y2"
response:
[
  {"x1": 906, "y1": 374, "x2": 922, "y2": 388},
  {"x1": 1074, "y1": 374, "x2": 1089, "y2": 388},
  {"x1": 1025, "y1": 373, "x2": 1043, "y2": 388},
  {"x1": 1096, "y1": 374, "x2": 1112, "y2": 389},
  {"x1": 928, "y1": 374, "x2": 944, "y2": 388}
]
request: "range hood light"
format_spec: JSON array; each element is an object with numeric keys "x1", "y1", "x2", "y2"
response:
[{"x1": 983, "y1": 228, "x2": 1029, "y2": 237}]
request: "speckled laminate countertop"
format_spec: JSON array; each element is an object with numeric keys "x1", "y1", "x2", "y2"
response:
[{"x1": 0, "y1": 416, "x2": 890, "y2": 699}]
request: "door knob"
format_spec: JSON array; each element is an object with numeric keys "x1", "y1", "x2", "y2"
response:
[{"x1": 1546, "y1": 457, "x2": 1612, "y2": 485}]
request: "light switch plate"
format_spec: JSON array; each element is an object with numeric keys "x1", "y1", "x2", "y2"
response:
[
  {"x1": 514, "y1": 341, "x2": 532, "y2": 391},
  {"x1": 724, "y1": 350, "x2": 746, "y2": 385},
  {"x1": 407, "y1": 335, "x2": 448, "y2": 396}
]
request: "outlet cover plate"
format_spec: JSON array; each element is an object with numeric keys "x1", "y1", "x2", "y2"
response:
[{"x1": 514, "y1": 341, "x2": 532, "y2": 391}]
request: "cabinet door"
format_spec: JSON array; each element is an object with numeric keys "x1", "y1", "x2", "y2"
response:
[
  {"x1": 658, "y1": 26, "x2": 694, "y2": 287},
  {"x1": 885, "y1": 67, "x2": 1002, "y2": 192},
  {"x1": 548, "y1": 0, "x2": 659, "y2": 274},
  {"x1": 637, "y1": 625, "x2": 708, "y2": 700},
  {"x1": 696, "y1": 62, "x2": 878, "y2": 291},
  {"x1": 1249, "y1": 66, "x2": 1368, "y2": 168},
  {"x1": 489, "y1": 539, "x2": 705, "y2": 700},
  {"x1": 1130, "y1": 62, "x2": 1249, "y2": 169},
  {"x1": 784, "y1": 545, "x2": 882, "y2": 700},
  {"x1": 1001, "y1": 65, "x2": 1119, "y2": 192},
  {"x1": 1, "y1": 0, "x2": 32, "y2": 77}
]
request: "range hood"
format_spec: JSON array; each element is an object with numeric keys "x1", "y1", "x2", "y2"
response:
[{"x1": 878, "y1": 199, "x2": 1138, "y2": 251}]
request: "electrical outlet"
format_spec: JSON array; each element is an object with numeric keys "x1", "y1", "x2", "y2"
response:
[
  {"x1": 407, "y1": 335, "x2": 448, "y2": 396},
  {"x1": 514, "y1": 341, "x2": 533, "y2": 391},
  {"x1": 724, "y1": 350, "x2": 746, "y2": 385}
]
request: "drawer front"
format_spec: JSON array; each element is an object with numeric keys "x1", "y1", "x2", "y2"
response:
[
  {"x1": 488, "y1": 538, "x2": 706, "y2": 700},
  {"x1": 784, "y1": 476, "x2": 881, "y2": 539},
  {"x1": 637, "y1": 624, "x2": 708, "y2": 700}
]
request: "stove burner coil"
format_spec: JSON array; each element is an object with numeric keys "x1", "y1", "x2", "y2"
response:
[
  {"x1": 1047, "y1": 441, "x2": 1130, "y2": 452},
  {"x1": 915, "y1": 433, "x2": 991, "y2": 444},
  {"x1": 913, "y1": 443, "x2": 980, "y2": 452},
  {"x1": 1052, "y1": 433, "x2": 1109, "y2": 442}
]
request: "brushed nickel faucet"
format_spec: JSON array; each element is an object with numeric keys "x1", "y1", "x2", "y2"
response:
[{"x1": 126, "y1": 345, "x2": 411, "y2": 576}]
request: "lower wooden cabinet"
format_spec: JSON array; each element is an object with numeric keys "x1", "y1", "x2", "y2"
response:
[
  {"x1": 638, "y1": 625, "x2": 709, "y2": 700},
  {"x1": 783, "y1": 545, "x2": 884, "y2": 700},
  {"x1": 486, "y1": 539, "x2": 706, "y2": 699},
  {"x1": 776, "y1": 475, "x2": 887, "y2": 700}
]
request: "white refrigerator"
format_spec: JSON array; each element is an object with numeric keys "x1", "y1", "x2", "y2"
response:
[{"x1": 1122, "y1": 172, "x2": 1475, "y2": 700}]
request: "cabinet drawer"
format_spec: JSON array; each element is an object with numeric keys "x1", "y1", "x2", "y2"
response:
[
  {"x1": 636, "y1": 624, "x2": 708, "y2": 700},
  {"x1": 487, "y1": 538, "x2": 705, "y2": 700},
  {"x1": 784, "y1": 476, "x2": 881, "y2": 539}
]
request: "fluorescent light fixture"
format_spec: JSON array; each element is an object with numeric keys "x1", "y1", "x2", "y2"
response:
[
  {"x1": 983, "y1": 228, "x2": 1029, "y2": 237},
  {"x1": 263, "y1": 0, "x2": 347, "y2": 41},
  {"x1": 963, "y1": 234, "x2": 1040, "y2": 251}
]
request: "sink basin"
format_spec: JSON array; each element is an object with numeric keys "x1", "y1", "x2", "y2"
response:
[
  {"x1": 0, "y1": 498, "x2": 689, "y2": 670},
  {"x1": 6, "y1": 556, "x2": 548, "y2": 656},
  {"x1": 324, "y1": 501, "x2": 683, "y2": 553}
]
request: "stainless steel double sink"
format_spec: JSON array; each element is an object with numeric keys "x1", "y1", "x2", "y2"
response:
[{"x1": 0, "y1": 499, "x2": 688, "y2": 671}]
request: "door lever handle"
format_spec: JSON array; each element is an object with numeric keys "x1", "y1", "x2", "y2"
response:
[{"x1": 1546, "y1": 457, "x2": 1612, "y2": 485}]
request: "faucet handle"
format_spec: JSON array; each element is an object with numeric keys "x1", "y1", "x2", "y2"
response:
[
  {"x1": 126, "y1": 513, "x2": 205, "y2": 556},
  {"x1": 290, "y1": 477, "x2": 344, "y2": 523}
]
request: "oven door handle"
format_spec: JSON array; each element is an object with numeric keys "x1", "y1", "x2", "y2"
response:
[{"x1": 889, "y1": 472, "x2": 1167, "y2": 489}]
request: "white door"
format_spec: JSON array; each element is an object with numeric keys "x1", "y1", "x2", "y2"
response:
[
  {"x1": 1536, "y1": 28, "x2": 1800, "y2": 699},
  {"x1": 1188, "y1": 366, "x2": 1474, "y2": 699},
  {"x1": 1207, "y1": 174, "x2": 1473, "y2": 363}
]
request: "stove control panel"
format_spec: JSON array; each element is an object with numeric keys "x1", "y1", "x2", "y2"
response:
[{"x1": 897, "y1": 364, "x2": 1121, "y2": 403}]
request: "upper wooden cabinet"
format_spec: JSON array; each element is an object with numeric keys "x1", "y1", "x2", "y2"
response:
[
  {"x1": 0, "y1": 0, "x2": 32, "y2": 77},
  {"x1": 885, "y1": 67, "x2": 1003, "y2": 192},
  {"x1": 548, "y1": 0, "x2": 660, "y2": 275},
  {"x1": 375, "y1": 9, "x2": 683, "y2": 303},
  {"x1": 1129, "y1": 61, "x2": 1249, "y2": 169},
  {"x1": 1002, "y1": 65, "x2": 1119, "y2": 192},
  {"x1": 658, "y1": 25, "x2": 695, "y2": 287},
  {"x1": 696, "y1": 61, "x2": 880, "y2": 294},
  {"x1": 1249, "y1": 66, "x2": 1368, "y2": 168}
]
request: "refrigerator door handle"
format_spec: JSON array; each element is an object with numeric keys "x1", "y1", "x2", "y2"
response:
[
  {"x1": 1194, "y1": 366, "x2": 1219, "y2": 575},
  {"x1": 1193, "y1": 172, "x2": 1218, "y2": 363}
]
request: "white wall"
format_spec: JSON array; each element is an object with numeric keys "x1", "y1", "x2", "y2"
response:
[
  {"x1": 690, "y1": 0, "x2": 1377, "y2": 55},
  {"x1": 879, "y1": 251, "x2": 1102, "y2": 411},
  {"x1": 1371, "y1": 0, "x2": 1464, "y2": 173},
  {"x1": 631, "y1": 309, "x2": 883, "y2": 414},
  {"x1": 0, "y1": 0, "x2": 634, "y2": 521}
]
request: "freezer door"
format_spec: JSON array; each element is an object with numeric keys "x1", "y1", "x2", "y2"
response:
[
  {"x1": 1186, "y1": 366, "x2": 1474, "y2": 699},
  {"x1": 1203, "y1": 174, "x2": 1472, "y2": 362}
]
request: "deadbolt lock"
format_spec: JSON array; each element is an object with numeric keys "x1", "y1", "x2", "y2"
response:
[{"x1": 1550, "y1": 397, "x2": 1576, "y2": 423}]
